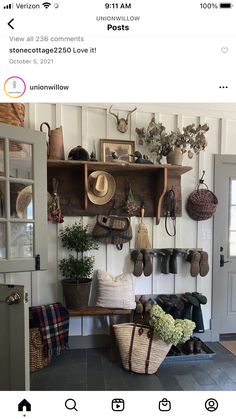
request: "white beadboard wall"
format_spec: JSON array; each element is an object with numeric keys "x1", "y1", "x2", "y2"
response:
[{"x1": 1, "y1": 103, "x2": 236, "y2": 339}]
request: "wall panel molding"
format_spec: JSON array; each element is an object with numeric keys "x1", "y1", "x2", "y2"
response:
[{"x1": 17, "y1": 103, "x2": 236, "y2": 338}]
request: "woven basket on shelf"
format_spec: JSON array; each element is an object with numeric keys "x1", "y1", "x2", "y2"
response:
[
  {"x1": 29, "y1": 327, "x2": 52, "y2": 372},
  {"x1": 186, "y1": 184, "x2": 218, "y2": 221},
  {"x1": 0, "y1": 103, "x2": 25, "y2": 127},
  {"x1": 113, "y1": 323, "x2": 171, "y2": 374}
]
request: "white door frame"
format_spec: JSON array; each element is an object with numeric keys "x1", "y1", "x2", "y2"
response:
[
  {"x1": 0, "y1": 284, "x2": 29, "y2": 390},
  {"x1": 212, "y1": 154, "x2": 236, "y2": 340}
]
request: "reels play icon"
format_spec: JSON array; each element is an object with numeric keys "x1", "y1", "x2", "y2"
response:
[{"x1": 112, "y1": 399, "x2": 125, "y2": 411}]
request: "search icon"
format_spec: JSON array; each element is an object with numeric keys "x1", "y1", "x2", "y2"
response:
[{"x1": 65, "y1": 399, "x2": 78, "y2": 411}]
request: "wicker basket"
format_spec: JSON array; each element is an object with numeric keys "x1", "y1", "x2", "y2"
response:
[
  {"x1": 186, "y1": 186, "x2": 218, "y2": 221},
  {"x1": 0, "y1": 103, "x2": 25, "y2": 127},
  {"x1": 113, "y1": 323, "x2": 171, "y2": 374},
  {"x1": 30, "y1": 328, "x2": 52, "y2": 372}
]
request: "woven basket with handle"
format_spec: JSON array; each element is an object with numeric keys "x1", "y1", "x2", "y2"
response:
[
  {"x1": 186, "y1": 183, "x2": 218, "y2": 221},
  {"x1": 0, "y1": 103, "x2": 25, "y2": 127},
  {"x1": 113, "y1": 323, "x2": 171, "y2": 374},
  {"x1": 29, "y1": 327, "x2": 52, "y2": 372}
]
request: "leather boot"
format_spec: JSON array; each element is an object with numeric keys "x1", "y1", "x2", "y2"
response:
[
  {"x1": 143, "y1": 301, "x2": 152, "y2": 325},
  {"x1": 134, "y1": 300, "x2": 144, "y2": 324}
]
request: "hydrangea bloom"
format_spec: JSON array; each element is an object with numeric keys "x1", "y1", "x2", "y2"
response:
[{"x1": 149, "y1": 305, "x2": 195, "y2": 346}]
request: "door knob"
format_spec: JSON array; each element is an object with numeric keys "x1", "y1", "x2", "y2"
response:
[
  {"x1": 5, "y1": 292, "x2": 21, "y2": 305},
  {"x1": 220, "y1": 254, "x2": 232, "y2": 267}
]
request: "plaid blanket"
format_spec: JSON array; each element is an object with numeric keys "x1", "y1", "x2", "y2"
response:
[{"x1": 30, "y1": 303, "x2": 69, "y2": 356}]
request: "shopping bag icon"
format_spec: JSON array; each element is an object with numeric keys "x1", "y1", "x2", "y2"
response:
[{"x1": 159, "y1": 398, "x2": 171, "y2": 411}]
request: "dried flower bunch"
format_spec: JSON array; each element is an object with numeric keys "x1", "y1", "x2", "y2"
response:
[
  {"x1": 123, "y1": 184, "x2": 139, "y2": 215},
  {"x1": 48, "y1": 205, "x2": 64, "y2": 223},
  {"x1": 149, "y1": 304, "x2": 195, "y2": 346},
  {"x1": 48, "y1": 177, "x2": 64, "y2": 223},
  {"x1": 136, "y1": 117, "x2": 209, "y2": 160}
]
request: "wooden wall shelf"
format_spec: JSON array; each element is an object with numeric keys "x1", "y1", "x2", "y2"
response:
[{"x1": 47, "y1": 160, "x2": 192, "y2": 224}]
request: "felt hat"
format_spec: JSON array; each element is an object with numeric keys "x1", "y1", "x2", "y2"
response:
[{"x1": 87, "y1": 171, "x2": 116, "y2": 205}]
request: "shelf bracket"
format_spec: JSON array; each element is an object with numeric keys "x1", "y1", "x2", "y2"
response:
[{"x1": 156, "y1": 167, "x2": 167, "y2": 224}]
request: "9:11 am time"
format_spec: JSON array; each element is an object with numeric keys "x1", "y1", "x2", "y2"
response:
[{"x1": 105, "y1": 3, "x2": 132, "y2": 8}]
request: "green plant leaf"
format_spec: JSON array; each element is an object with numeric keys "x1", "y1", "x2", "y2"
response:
[{"x1": 59, "y1": 222, "x2": 99, "y2": 282}]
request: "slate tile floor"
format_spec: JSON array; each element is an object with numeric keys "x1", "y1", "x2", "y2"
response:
[{"x1": 30, "y1": 342, "x2": 236, "y2": 391}]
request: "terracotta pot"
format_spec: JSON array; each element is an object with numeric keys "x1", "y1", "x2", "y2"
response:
[
  {"x1": 62, "y1": 279, "x2": 92, "y2": 309},
  {"x1": 40, "y1": 122, "x2": 65, "y2": 160},
  {"x1": 166, "y1": 147, "x2": 183, "y2": 166}
]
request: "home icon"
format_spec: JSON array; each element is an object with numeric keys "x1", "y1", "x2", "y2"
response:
[{"x1": 18, "y1": 399, "x2": 31, "y2": 412}]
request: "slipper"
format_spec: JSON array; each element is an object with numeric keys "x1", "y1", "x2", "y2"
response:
[
  {"x1": 131, "y1": 250, "x2": 143, "y2": 277},
  {"x1": 192, "y1": 337, "x2": 202, "y2": 354},
  {"x1": 185, "y1": 338, "x2": 194, "y2": 354},
  {"x1": 199, "y1": 251, "x2": 209, "y2": 277},
  {"x1": 141, "y1": 249, "x2": 153, "y2": 276},
  {"x1": 189, "y1": 251, "x2": 201, "y2": 277}
]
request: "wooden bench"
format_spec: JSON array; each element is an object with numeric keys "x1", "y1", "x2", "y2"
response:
[{"x1": 68, "y1": 306, "x2": 133, "y2": 362}]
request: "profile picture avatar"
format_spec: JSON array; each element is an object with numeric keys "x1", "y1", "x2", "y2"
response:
[{"x1": 4, "y1": 76, "x2": 26, "y2": 98}]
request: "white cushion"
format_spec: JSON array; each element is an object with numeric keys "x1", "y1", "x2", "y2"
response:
[{"x1": 96, "y1": 270, "x2": 136, "y2": 309}]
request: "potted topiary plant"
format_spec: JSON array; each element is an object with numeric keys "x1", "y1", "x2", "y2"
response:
[{"x1": 59, "y1": 222, "x2": 99, "y2": 310}]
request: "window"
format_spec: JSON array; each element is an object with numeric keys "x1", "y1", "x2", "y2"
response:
[
  {"x1": 229, "y1": 179, "x2": 236, "y2": 257},
  {"x1": 0, "y1": 123, "x2": 47, "y2": 272}
]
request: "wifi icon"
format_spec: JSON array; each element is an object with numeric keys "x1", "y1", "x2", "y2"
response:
[{"x1": 42, "y1": 2, "x2": 51, "y2": 8}]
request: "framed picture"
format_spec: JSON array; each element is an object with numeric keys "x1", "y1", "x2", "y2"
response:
[{"x1": 100, "y1": 139, "x2": 135, "y2": 162}]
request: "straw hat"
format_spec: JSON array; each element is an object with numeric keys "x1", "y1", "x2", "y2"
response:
[
  {"x1": 16, "y1": 185, "x2": 32, "y2": 218},
  {"x1": 87, "y1": 171, "x2": 116, "y2": 205},
  {"x1": 16, "y1": 185, "x2": 53, "y2": 218}
]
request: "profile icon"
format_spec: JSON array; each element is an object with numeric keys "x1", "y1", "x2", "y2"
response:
[
  {"x1": 4, "y1": 76, "x2": 26, "y2": 98},
  {"x1": 205, "y1": 398, "x2": 218, "y2": 412}
]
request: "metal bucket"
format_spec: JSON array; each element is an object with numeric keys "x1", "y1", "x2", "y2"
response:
[
  {"x1": 40, "y1": 122, "x2": 65, "y2": 160},
  {"x1": 62, "y1": 279, "x2": 92, "y2": 309}
]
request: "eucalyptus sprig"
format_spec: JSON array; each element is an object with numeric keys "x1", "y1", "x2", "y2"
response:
[{"x1": 136, "y1": 117, "x2": 209, "y2": 160}]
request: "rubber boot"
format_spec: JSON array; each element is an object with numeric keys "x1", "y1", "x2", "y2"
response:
[
  {"x1": 160, "y1": 250, "x2": 171, "y2": 274},
  {"x1": 191, "y1": 292, "x2": 207, "y2": 333},
  {"x1": 169, "y1": 249, "x2": 178, "y2": 274}
]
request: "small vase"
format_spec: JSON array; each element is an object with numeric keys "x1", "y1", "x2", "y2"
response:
[
  {"x1": 166, "y1": 147, "x2": 183, "y2": 166},
  {"x1": 155, "y1": 155, "x2": 162, "y2": 165}
]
